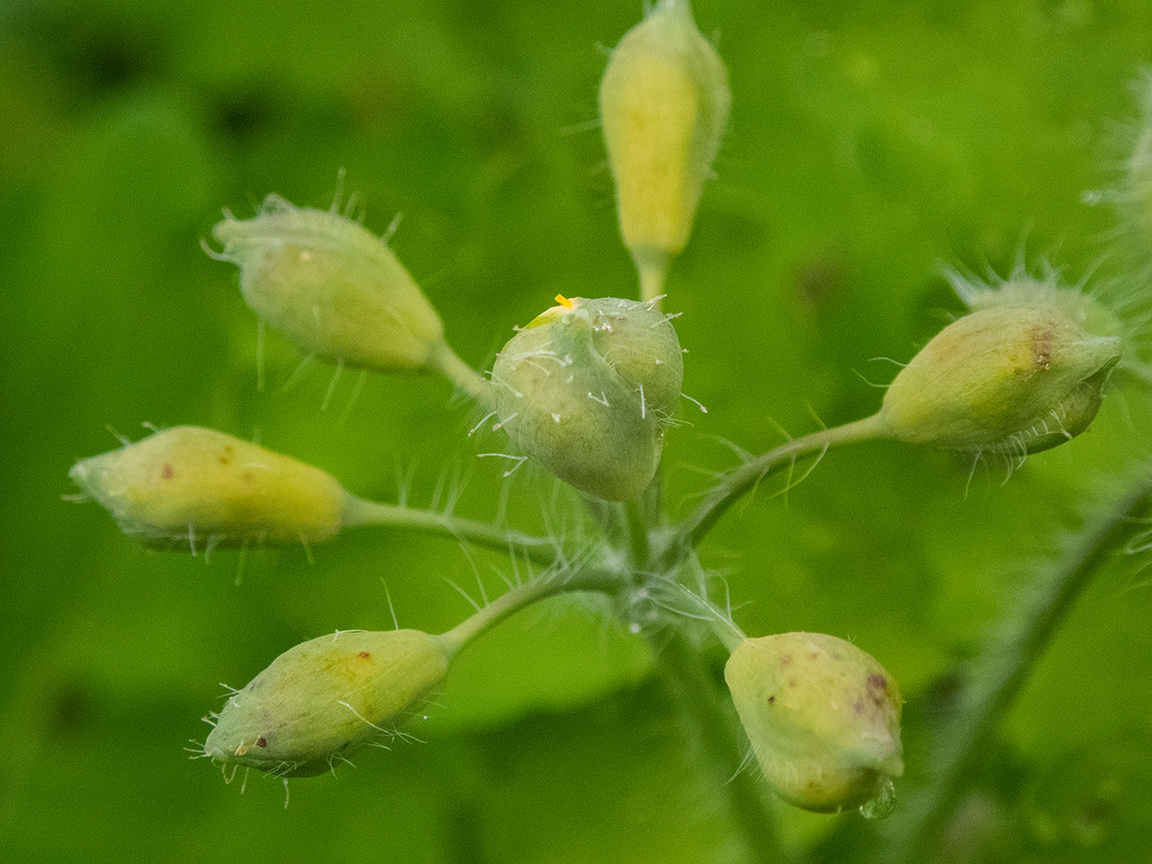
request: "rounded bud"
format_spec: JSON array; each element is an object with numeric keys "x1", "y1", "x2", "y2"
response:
[
  {"x1": 879, "y1": 303, "x2": 1121, "y2": 454},
  {"x1": 69, "y1": 426, "x2": 348, "y2": 547},
  {"x1": 725, "y1": 632, "x2": 904, "y2": 814},
  {"x1": 205, "y1": 629, "x2": 450, "y2": 777},
  {"x1": 490, "y1": 296, "x2": 683, "y2": 501},
  {"x1": 599, "y1": 0, "x2": 730, "y2": 273},
  {"x1": 211, "y1": 195, "x2": 445, "y2": 372}
]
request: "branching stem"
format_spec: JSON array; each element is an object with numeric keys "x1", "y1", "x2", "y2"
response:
[
  {"x1": 342, "y1": 497, "x2": 559, "y2": 568},
  {"x1": 659, "y1": 413, "x2": 887, "y2": 567},
  {"x1": 439, "y1": 566, "x2": 621, "y2": 658}
]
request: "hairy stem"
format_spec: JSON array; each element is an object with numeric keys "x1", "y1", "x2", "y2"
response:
[
  {"x1": 428, "y1": 340, "x2": 493, "y2": 408},
  {"x1": 623, "y1": 498, "x2": 652, "y2": 569},
  {"x1": 342, "y1": 497, "x2": 560, "y2": 568},
  {"x1": 651, "y1": 627, "x2": 785, "y2": 864},
  {"x1": 885, "y1": 476, "x2": 1152, "y2": 863},
  {"x1": 659, "y1": 413, "x2": 887, "y2": 567},
  {"x1": 439, "y1": 567, "x2": 621, "y2": 657}
]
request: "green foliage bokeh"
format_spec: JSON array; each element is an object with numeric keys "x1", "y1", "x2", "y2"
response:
[{"x1": 3, "y1": 0, "x2": 1152, "y2": 861}]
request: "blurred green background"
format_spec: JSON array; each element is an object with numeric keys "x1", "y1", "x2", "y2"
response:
[{"x1": 4, "y1": 0, "x2": 1152, "y2": 861}]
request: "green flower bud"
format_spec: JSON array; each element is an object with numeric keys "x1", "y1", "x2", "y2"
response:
[
  {"x1": 879, "y1": 303, "x2": 1122, "y2": 454},
  {"x1": 70, "y1": 426, "x2": 348, "y2": 548},
  {"x1": 211, "y1": 195, "x2": 445, "y2": 372},
  {"x1": 490, "y1": 296, "x2": 683, "y2": 501},
  {"x1": 600, "y1": 0, "x2": 730, "y2": 276},
  {"x1": 204, "y1": 629, "x2": 450, "y2": 778},
  {"x1": 725, "y1": 632, "x2": 904, "y2": 814}
]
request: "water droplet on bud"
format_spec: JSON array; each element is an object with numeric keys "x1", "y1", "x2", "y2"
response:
[{"x1": 859, "y1": 777, "x2": 897, "y2": 820}]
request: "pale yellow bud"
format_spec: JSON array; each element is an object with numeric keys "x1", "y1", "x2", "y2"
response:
[
  {"x1": 70, "y1": 426, "x2": 348, "y2": 547},
  {"x1": 212, "y1": 195, "x2": 445, "y2": 372},
  {"x1": 726, "y1": 633, "x2": 904, "y2": 814},
  {"x1": 205, "y1": 629, "x2": 450, "y2": 777},
  {"x1": 600, "y1": 0, "x2": 730, "y2": 282},
  {"x1": 880, "y1": 305, "x2": 1121, "y2": 454}
]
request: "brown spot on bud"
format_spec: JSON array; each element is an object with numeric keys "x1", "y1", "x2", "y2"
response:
[
  {"x1": 161, "y1": 463, "x2": 174, "y2": 480},
  {"x1": 1030, "y1": 326, "x2": 1053, "y2": 371},
  {"x1": 357, "y1": 651, "x2": 371, "y2": 659},
  {"x1": 256, "y1": 737, "x2": 267, "y2": 748}
]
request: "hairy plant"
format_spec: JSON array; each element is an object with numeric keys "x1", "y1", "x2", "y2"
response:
[{"x1": 61, "y1": 2, "x2": 1152, "y2": 862}]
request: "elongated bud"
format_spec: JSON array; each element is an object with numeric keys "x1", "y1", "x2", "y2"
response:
[
  {"x1": 880, "y1": 301, "x2": 1121, "y2": 454},
  {"x1": 211, "y1": 195, "x2": 445, "y2": 372},
  {"x1": 70, "y1": 426, "x2": 348, "y2": 547},
  {"x1": 205, "y1": 629, "x2": 450, "y2": 777},
  {"x1": 490, "y1": 296, "x2": 683, "y2": 501},
  {"x1": 725, "y1": 632, "x2": 904, "y2": 814},
  {"x1": 600, "y1": 0, "x2": 730, "y2": 282}
]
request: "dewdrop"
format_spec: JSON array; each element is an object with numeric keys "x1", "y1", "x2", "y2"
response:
[
  {"x1": 490, "y1": 296, "x2": 683, "y2": 501},
  {"x1": 725, "y1": 632, "x2": 904, "y2": 815},
  {"x1": 211, "y1": 195, "x2": 445, "y2": 373},
  {"x1": 599, "y1": 0, "x2": 730, "y2": 295},
  {"x1": 204, "y1": 629, "x2": 450, "y2": 777},
  {"x1": 69, "y1": 426, "x2": 349, "y2": 547}
]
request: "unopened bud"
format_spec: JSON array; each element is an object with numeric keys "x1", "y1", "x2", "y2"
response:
[
  {"x1": 600, "y1": 0, "x2": 730, "y2": 276},
  {"x1": 725, "y1": 632, "x2": 904, "y2": 814},
  {"x1": 70, "y1": 426, "x2": 348, "y2": 547},
  {"x1": 490, "y1": 296, "x2": 683, "y2": 501},
  {"x1": 205, "y1": 629, "x2": 450, "y2": 777},
  {"x1": 211, "y1": 195, "x2": 445, "y2": 372},
  {"x1": 880, "y1": 303, "x2": 1121, "y2": 454}
]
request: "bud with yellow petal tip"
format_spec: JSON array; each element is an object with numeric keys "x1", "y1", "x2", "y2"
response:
[
  {"x1": 879, "y1": 302, "x2": 1122, "y2": 455},
  {"x1": 69, "y1": 426, "x2": 348, "y2": 547},
  {"x1": 725, "y1": 632, "x2": 904, "y2": 814},
  {"x1": 211, "y1": 195, "x2": 445, "y2": 373},
  {"x1": 204, "y1": 629, "x2": 450, "y2": 777},
  {"x1": 600, "y1": 0, "x2": 730, "y2": 297},
  {"x1": 490, "y1": 296, "x2": 683, "y2": 501}
]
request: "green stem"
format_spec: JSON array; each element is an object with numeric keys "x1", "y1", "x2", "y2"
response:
[
  {"x1": 633, "y1": 248, "x2": 669, "y2": 305},
  {"x1": 342, "y1": 497, "x2": 560, "y2": 568},
  {"x1": 429, "y1": 341, "x2": 493, "y2": 408},
  {"x1": 885, "y1": 477, "x2": 1152, "y2": 864},
  {"x1": 623, "y1": 498, "x2": 652, "y2": 569},
  {"x1": 650, "y1": 627, "x2": 785, "y2": 864},
  {"x1": 659, "y1": 413, "x2": 887, "y2": 568},
  {"x1": 439, "y1": 567, "x2": 621, "y2": 658}
]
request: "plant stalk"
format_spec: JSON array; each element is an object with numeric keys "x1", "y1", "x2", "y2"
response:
[
  {"x1": 659, "y1": 413, "x2": 887, "y2": 567},
  {"x1": 342, "y1": 497, "x2": 560, "y2": 568},
  {"x1": 884, "y1": 477, "x2": 1152, "y2": 863}
]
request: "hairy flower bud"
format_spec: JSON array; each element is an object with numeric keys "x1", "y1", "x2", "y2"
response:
[
  {"x1": 725, "y1": 632, "x2": 904, "y2": 814},
  {"x1": 70, "y1": 426, "x2": 348, "y2": 548},
  {"x1": 211, "y1": 195, "x2": 445, "y2": 372},
  {"x1": 879, "y1": 303, "x2": 1121, "y2": 454},
  {"x1": 490, "y1": 296, "x2": 683, "y2": 501},
  {"x1": 600, "y1": 0, "x2": 730, "y2": 279},
  {"x1": 205, "y1": 629, "x2": 450, "y2": 777}
]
